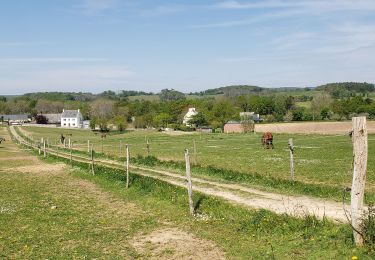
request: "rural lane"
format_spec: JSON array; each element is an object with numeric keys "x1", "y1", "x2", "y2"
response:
[{"x1": 10, "y1": 126, "x2": 354, "y2": 223}]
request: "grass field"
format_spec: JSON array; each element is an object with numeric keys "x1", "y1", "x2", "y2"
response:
[{"x1": 1, "y1": 126, "x2": 373, "y2": 258}]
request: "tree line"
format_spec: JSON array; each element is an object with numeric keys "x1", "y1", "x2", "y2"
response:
[{"x1": 1, "y1": 82, "x2": 375, "y2": 131}]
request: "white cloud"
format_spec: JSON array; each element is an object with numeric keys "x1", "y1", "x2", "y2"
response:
[
  {"x1": 213, "y1": 0, "x2": 375, "y2": 12},
  {"x1": 77, "y1": 0, "x2": 119, "y2": 15},
  {"x1": 140, "y1": 5, "x2": 186, "y2": 17},
  {"x1": 0, "y1": 57, "x2": 107, "y2": 63},
  {"x1": 189, "y1": 9, "x2": 302, "y2": 28}
]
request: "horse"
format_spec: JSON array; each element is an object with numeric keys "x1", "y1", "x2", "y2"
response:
[{"x1": 261, "y1": 132, "x2": 274, "y2": 149}]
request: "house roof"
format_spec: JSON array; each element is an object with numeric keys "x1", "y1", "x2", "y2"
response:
[
  {"x1": 0, "y1": 114, "x2": 29, "y2": 121},
  {"x1": 42, "y1": 113, "x2": 61, "y2": 123},
  {"x1": 61, "y1": 110, "x2": 79, "y2": 118}
]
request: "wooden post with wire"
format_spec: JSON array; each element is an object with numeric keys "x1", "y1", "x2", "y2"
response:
[
  {"x1": 193, "y1": 139, "x2": 197, "y2": 165},
  {"x1": 70, "y1": 143, "x2": 73, "y2": 166},
  {"x1": 43, "y1": 139, "x2": 46, "y2": 158},
  {"x1": 288, "y1": 138, "x2": 294, "y2": 181},
  {"x1": 126, "y1": 144, "x2": 130, "y2": 188},
  {"x1": 87, "y1": 140, "x2": 90, "y2": 153},
  {"x1": 146, "y1": 139, "x2": 150, "y2": 156},
  {"x1": 91, "y1": 145, "x2": 95, "y2": 175},
  {"x1": 185, "y1": 149, "x2": 194, "y2": 215},
  {"x1": 351, "y1": 116, "x2": 368, "y2": 246}
]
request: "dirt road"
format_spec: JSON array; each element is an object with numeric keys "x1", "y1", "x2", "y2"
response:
[{"x1": 10, "y1": 126, "x2": 356, "y2": 223}]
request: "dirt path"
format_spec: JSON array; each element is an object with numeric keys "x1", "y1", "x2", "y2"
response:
[
  {"x1": 1, "y1": 126, "x2": 226, "y2": 259},
  {"x1": 10, "y1": 126, "x2": 354, "y2": 223}
]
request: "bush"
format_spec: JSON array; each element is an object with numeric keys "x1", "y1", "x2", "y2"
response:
[
  {"x1": 35, "y1": 114, "x2": 48, "y2": 124},
  {"x1": 361, "y1": 204, "x2": 375, "y2": 252}
]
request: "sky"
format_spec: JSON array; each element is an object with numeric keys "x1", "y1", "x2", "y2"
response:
[{"x1": 1, "y1": 0, "x2": 375, "y2": 95}]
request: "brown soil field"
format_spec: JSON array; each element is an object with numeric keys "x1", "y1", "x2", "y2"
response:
[{"x1": 255, "y1": 121, "x2": 375, "y2": 135}]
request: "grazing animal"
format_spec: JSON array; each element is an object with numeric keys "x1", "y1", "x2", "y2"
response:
[
  {"x1": 261, "y1": 132, "x2": 274, "y2": 149},
  {"x1": 0, "y1": 137, "x2": 5, "y2": 144},
  {"x1": 60, "y1": 134, "x2": 65, "y2": 144},
  {"x1": 101, "y1": 134, "x2": 107, "y2": 139}
]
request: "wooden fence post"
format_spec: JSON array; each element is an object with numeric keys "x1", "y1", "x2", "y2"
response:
[
  {"x1": 193, "y1": 139, "x2": 197, "y2": 165},
  {"x1": 351, "y1": 116, "x2": 368, "y2": 246},
  {"x1": 101, "y1": 138, "x2": 103, "y2": 154},
  {"x1": 288, "y1": 138, "x2": 294, "y2": 181},
  {"x1": 68, "y1": 138, "x2": 71, "y2": 149},
  {"x1": 146, "y1": 139, "x2": 150, "y2": 156},
  {"x1": 120, "y1": 140, "x2": 122, "y2": 155},
  {"x1": 87, "y1": 140, "x2": 90, "y2": 153},
  {"x1": 126, "y1": 144, "x2": 130, "y2": 188},
  {"x1": 38, "y1": 142, "x2": 41, "y2": 155},
  {"x1": 91, "y1": 145, "x2": 95, "y2": 175},
  {"x1": 70, "y1": 142, "x2": 73, "y2": 166},
  {"x1": 43, "y1": 140, "x2": 46, "y2": 158},
  {"x1": 185, "y1": 149, "x2": 194, "y2": 215}
]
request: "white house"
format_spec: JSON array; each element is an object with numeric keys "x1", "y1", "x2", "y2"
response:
[
  {"x1": 183, "y1": 108, "x2": 198, "y2": 126},
  {"x1": 61, "y1": 109, "x2": 83, "y2": 128}
]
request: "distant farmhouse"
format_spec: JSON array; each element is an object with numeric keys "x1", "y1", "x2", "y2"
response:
[
  {"x1": 0, "y1": 114, "x2": 29, "y2": 125},
  {"x1": 183, "y1": 108, "x2": 198, "y2": 126},
  {"x1": 61, "y1": 109, "x2": 84, "y2": 128}
]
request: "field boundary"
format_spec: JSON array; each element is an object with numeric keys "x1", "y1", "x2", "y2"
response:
[
  {"x1": 8, "y1": 125, "x2": 357, "y2": 223},
  {"x1": 255, "y1": 121, "x2": 375, "y2": 134}
]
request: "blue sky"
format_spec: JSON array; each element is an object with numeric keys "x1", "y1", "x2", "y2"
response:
[{"x1": 1, "y1": 0, "x2": 375, "y2": 94}]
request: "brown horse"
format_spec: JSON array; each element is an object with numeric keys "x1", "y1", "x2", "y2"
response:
[{"x1": 261, "y1": 132, "x2": 274, "y2": 149}]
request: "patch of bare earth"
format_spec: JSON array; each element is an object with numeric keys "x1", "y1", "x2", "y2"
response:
[
  {"x1": 131, "y1": 228, "x2": 226, "y2": 259},
  {"x1": 6, "y1": 163, "x2": 65, "y2": 175}
]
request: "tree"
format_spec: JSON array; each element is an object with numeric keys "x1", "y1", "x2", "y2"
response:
[
  {"x1": 111, "y1": 115, "x2": 127, "y2": 132},
  {"x1": 35, "y1": 114, "x2": 48, "y2": 124},
  {"x1": 188, "y1": 112, "x2": 208, "y2": 127},
  {"x1": 159, "y1": 89, "x2": 185, "y2": 101},
  {"x1": 90, "y1": 99, "x2": 115, "y2": 131},
  {"x1": 311, "y1": 93, "x2": 332, "y2": 120}
]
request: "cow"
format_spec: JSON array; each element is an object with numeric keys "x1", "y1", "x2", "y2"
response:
[
  {"x1": 0, "y1": 137, "x2": 5, "y2": 144},
  {"x1": 261, "y1": 132, "x2": 274, "y2": 149}
]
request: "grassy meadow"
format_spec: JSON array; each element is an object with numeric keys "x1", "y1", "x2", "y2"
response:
[
  {"x1": 1, "y1": 130, "x2": 373, "y2": 258},
  {"x1": 19, "y1": 126, "x2": 375, "y2": 200}
]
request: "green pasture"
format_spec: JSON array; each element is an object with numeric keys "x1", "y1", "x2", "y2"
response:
[
  {"x1": 1, "y1": 131, "x2": 371, "y2": 258},
  {"x1": 20, "y1": 126, "x2": 375, "y2": 193}
]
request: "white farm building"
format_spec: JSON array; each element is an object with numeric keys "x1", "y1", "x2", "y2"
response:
[
  {"x1": 61, "y1": 109, "x2": 84, "y2": 128},
  {"x1": 183, "y1": 108, "x2": 198, "y2": 126}
]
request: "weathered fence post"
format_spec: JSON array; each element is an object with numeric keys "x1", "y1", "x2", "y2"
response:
[
  {"x1": 43, "y1": 140, "x2": 46, "y2": 158},
  {"x1": 68, "y1": 138, "x2": 71, "y2": 149},
  {"x1": 87, "y1": 140, "x2": 90, "y2": 153},
  {"x1": 101, "y1": 138, "x2": 103, "y2": 154},
  {"x1": 351, "y1": 116, "x2": 368, "y2": 246},
  {"x1": 91, "y1": 145, "x2": 95, "y2": 175},
  {"x1": 185, "y1": 149, "x2": 194, "y2": 215},
  {"x1": 288, "y1": 138, "x2": 294, "y2": 181},
  {"x1": 146, "y1": 139, "x2": 150, "y2": 156},
  {"x1": 126, "y1": 144, "x2": 130, "y2": 188},
  {"x1": 38, "y1": 142, "x2": 41, "y2": 155},
  {"x1": 120, "y1": 140, "x2": 122, "y2": 155},
  {"x1": 70, "y1": 143, "x2": 73, "y2": 166},
  {"x1": 193, "y1": 139, "x2": 197, "y2": 165}
]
